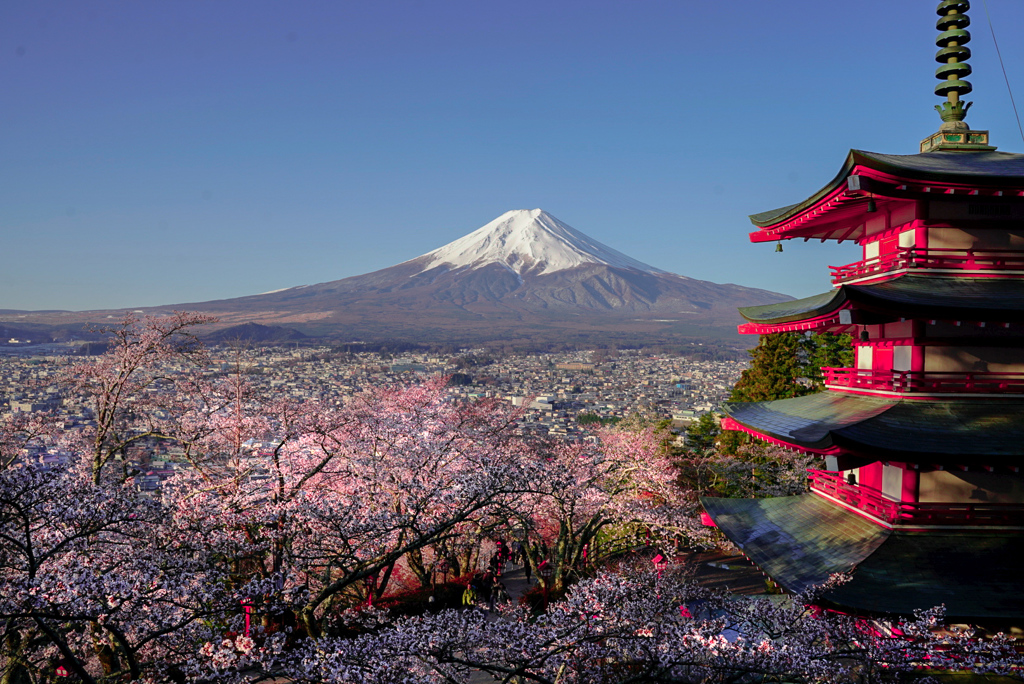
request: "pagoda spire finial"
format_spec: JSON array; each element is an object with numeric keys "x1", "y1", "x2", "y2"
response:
[
  {"x1": 933, "y1": 0, "x2": 973, "y2": 126},
  {"x1": 921, "y1": 0, "x2": 996, "y2": 152}
]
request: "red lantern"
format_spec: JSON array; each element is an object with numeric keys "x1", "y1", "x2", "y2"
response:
[{"x1": 652, "y1": 553, "x2": 667, "y2": 580}]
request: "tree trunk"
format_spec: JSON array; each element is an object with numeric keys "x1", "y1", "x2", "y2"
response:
[
  {"x1": 407, "y1": 547, "x2": 431, "y2": 588},
  {"x1": 298, "y1": 605, "x2": 321, "y2": 640},
  {"x1": 1, "y1": 630, "x2": 32, "y2": 684}
]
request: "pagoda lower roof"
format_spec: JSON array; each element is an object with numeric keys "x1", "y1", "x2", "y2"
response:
[
  {"x1": 738, "y1": 275, "x2": 1024, "y2": 332},
  {"x1": 748, "y1": 149, "x2": 1024, "y2": 243},
  {"x1": 721, "y1": 391, "x2": 1024, "y2": 463},
  {"x1": 739, "y1": 289, "x2": 846, "y2": 329},
  {"x1": 702, "y1": 493, "x2": 1024, "y2": 620}
]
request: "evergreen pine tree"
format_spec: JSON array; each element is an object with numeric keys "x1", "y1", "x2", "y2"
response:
[
  {"x1": 729, "y1": 332, "x2": 854, "y2": 402},
  {"x1": 684, "y1": 412, "x2": 719, "y2": 452},
  {"x1": 803, "y1": 332, "x2": 855, "y2": 389},
  {"x1": 729, "y1": 332, "x2": 811, "y2": 402}
]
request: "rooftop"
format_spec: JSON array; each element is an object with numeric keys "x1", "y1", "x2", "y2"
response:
[
  {"x1": 722, "y1": 391, "x2": 1024, "y2": 464},
  {"x1": 702, "y1": 493, "x2": 1024, "y2": 620},
  {"x1": 750, "y1": 150, "x2": 1024, "y2": 230},
  {"x1": 737, "y1": 275, "x2": 1024, "y2": 333}
]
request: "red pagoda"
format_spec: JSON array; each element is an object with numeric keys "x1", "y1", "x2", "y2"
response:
[{"x1": 702, "y1": 0, "x2": 1024, "y2": 623}]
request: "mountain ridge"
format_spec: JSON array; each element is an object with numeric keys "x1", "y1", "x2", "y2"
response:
[{"x1": 1, "y1": 209, "x2": 792, "y2": 344}]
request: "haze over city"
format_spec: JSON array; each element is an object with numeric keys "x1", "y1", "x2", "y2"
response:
[{"x1": 3, "y1": 0, "x2": 1023, "y2": 311}]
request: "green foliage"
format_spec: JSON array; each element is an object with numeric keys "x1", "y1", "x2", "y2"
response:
[
  {"x1": 730, "y1": 332, "x2": 853, "y2": 402},
  {"x1": 449, "y1": 353, "x2": 494, "y2": 369},
  {"x1": 730, "y1": 333, "x2": 810, "y2": 402},
  {"x1": 804, "y1": 332, "x2": 855, "y2": 389},
  {"x1": 683, "y1": 413, "x2": 719, "y2": 453},
  {"x1": 715, "y1": 427, "x2": 749, "y2": 456},
  {"x1": 674, "y1": 441, "x2": 820, "y2": 500},
  {"x1": 576, "y1": 413, "x2": 621, "y2": 426},
  {"x1": 447, "y1": 372, "x2": 473, "y2": 386}
]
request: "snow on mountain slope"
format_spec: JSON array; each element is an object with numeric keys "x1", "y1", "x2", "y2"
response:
[{"x1": 415, "y1": 209, "x2": 673, "y2": 277}]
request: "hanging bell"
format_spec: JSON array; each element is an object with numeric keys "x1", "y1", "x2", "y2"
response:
[
  {"x1": 775, "y1": 241, "x2": 783, "y2": 253},
  {"x1": 867, "y1": 197, "x2": 877, "y2": 213}
]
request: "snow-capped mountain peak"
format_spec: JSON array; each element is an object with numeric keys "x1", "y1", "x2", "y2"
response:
[{"x1": 415, "y1": 209, "x2": 669, "y2": 276}]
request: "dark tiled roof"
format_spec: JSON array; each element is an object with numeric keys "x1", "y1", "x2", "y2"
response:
[
  {"x1": 722, "y1": 392, "x2": 896, "y2": 450},
  {"x1": 858, "y1": 150, "x2": 1024, "y2": 179},
  {"x1": 749, "y1": 149, "x2": 1024, "y2": 228},
  {"x1": 703, "y1": 494, "x2": 1024, "y2": 619},
  {"x1": 748, "y1": 202, "x2": 802, "y2": 227},
  {"x1": 737, "y1": 276, "x2": 1024, "y2": 327},
  {"x1": 724, "y1": 392, "x2": 1024, "y2": 462},
  {"x1": 829, "y1": 531, "x2": 1024, "y2": 619},
  {"x1": 848, "y1": 276, "x2": 1024, "y2": 319},
  {"x1": 700, "y1": 494, "x2": 889, "y2": 594},
  {"x1": 738, "y1": 289, "x2": 846, "y2": 324},
  {"x1": 833, "y1": 399, "x2": 1024, "y2": 460}
]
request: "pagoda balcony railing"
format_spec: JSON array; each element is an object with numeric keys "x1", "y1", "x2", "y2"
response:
[
  {"x1": 808, "y1": 469, "x2": 1024, "y2": 527},
  {"x1": 830, "y1": 247, "x2": 1024, "y2": 284},
  {"x1": 822, "y1": 367, "x2": 1024, "y2": 394}
]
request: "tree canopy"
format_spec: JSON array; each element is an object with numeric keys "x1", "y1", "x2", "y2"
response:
[
  {"x1": 730, "y1": 332, "x2": 853, "y2": 403},
  {"x1": 2, "y1": 317, "x2": 1014, "y2": 683}
]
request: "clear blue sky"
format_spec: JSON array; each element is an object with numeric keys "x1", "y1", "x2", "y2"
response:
[{"x1": 3, "y1": 1, "x2": 1023, "y2": 311}]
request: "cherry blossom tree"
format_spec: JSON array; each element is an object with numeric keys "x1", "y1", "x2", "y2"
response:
[
  {"x1": 7, "y1": 314, "x2": 1018, "y2": 683},
  {"x1": 204, "y1": 565, "x2": 1024, "y2": 684},
  {"x1": 512, "y1": 426, "x2": 710, "y2": 593},
  {"x1": 60, "y1": 311, "x2": 216, "y2": 484},
  {"x1": 196, "y1": 378, "x2": 533, "y2": 638},
  {"x1": 0, "y1": 410, "x2": 55, "y2": 470},
  {"x1": 0, "y1": 459, "x2": 270, "y2": 684},
  {"x1": 676, "y1": 442, "x2": 818, "y2": 502},
  {"x1": 106, "y1": 359, "x2": 536, "y2": 640}
]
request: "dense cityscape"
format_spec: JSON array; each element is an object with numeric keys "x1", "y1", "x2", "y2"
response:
[{"x1": 2, "y1": 341, "x2": 744, "y2": 490}]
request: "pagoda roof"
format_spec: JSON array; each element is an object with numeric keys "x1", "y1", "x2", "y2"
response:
[
  {"x1": 722, "y1": 391, "x2": 1024, "y2": 463},
  {"x1": 739, "y1": 289, "x2": 845, "y2": 325},
  {"x1": 738, "y1": 275, "x2": 1024, "y2": 333},
  {"x1": 748, "y1": 149, "x2": 1024, "y2": 243},
  {"x1": 700, "y1": 493, "x2": 888, "y2": 593},
  {"x1": 702, "y1": 493, "x2": 1024, "y2": 620}
]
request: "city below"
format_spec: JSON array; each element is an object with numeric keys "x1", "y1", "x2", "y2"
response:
[{"x1": 3, "y1": 341, "x2": 743, "y2": 491}]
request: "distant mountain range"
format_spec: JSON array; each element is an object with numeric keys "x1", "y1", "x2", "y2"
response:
[{"x1": 2, "y1": 210, "x2": 791, "y2": 346}]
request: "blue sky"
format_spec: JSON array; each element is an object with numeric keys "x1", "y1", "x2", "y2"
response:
[{"x1": 3, "y1": 1, "x2": 1023, "y2": 311}]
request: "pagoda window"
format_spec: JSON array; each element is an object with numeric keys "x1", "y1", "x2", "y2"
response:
[
  {"x1": 865, "y1": 240, "x2": 879, "y2": 261},
  {"x1": 882, "y1": 463, "x2": 903, "y2": 501},
  {"x1": 857, "y1": 345, "x2": 873, "y2": 370},
  {"x1": 893, "y1": 345, "x2": 912, "y2": 372}
]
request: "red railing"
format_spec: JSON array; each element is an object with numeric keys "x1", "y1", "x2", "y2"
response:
[
  {"x1": 808, "y1": 469, "x2": 1024, "y2": 527},
  {"x1": 830, "y1": 247, "x2": 1024, "y2": 283},
  {"x1": 822, "y1": 367, "x2": 1024, "y2": 394},
  {"x1": 808, "y1": 469, "x2": 901, "y2": 521}
]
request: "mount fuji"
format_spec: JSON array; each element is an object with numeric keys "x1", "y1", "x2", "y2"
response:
[
  {"x1": 153, "y1": 209, "x2": 791, "y2": 341},
  {"x1": 414, "y1": 209, "x2": 670, "y2": 278},
  {"x1": 6, "y1": 210, "x2": 792, "y2": 344}
]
